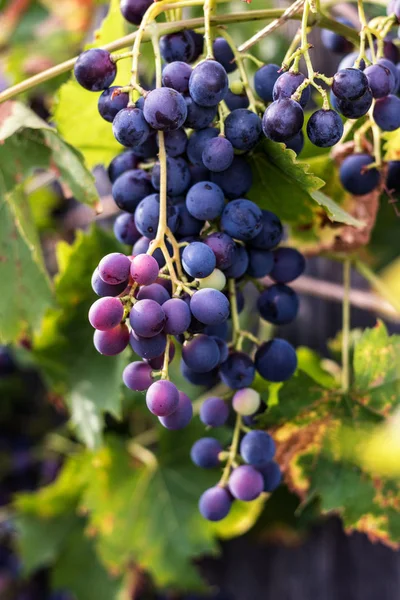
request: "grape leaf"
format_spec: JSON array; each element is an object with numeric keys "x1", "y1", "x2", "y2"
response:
[
  {"x1": 383, "y1": 129, "x2": 400, "y2": 161},
  {"x1": 33, "y1": 227, "x2": 127, "y2": 448}
]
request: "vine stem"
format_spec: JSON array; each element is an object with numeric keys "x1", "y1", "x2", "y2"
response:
[
  {"x1": 204, "y1": 0, "x2": 216, "y2": 58},
  {"x1": 219, "y1": 412, "x2": 242, "y2": 486},
  {"x1": 355, "y1": 260, "x2": 400, "y2": 315},
  {"x1": 341, "y1": 258, "x2": 351, "y2": 393}
]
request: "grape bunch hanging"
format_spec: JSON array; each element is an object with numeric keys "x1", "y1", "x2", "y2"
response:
[{"x1": 74, "y1": 0, "x2": 400, "y2": 522}]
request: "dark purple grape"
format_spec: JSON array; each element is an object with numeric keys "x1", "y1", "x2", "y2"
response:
[
  {"x1": 137, "y1": 283, "x2": 170, "y2": 304},
  {"x1": 191, "y1": 437, "x2": 222, "y2": 468},
  {"x1": 221, "y1": 199, "x2": 263, "y2": 242},
  {"x1": 204, "y1": 321, "x2": 229, "y2": 340},
  {"x1": 74, "y1": 49, "x2": 116, "y2": 91},
  {"x1": 307, "y1": 109, "x2": 343, "y2": 148},
  {"x1": 112, "y1": 169, "x2": 153, "y2": 213},
  {"x1": 143, "y1": 87, "x2": 187, "y2": 131},
  {"x1": 387, "y1": 161, "x2": 400, "y2": 194},
  {"x1": 229, "y1": 465, "x2": 263, "y2": 501},
  {"x1": 204, "y1": 232, "x2": 235, "y2": 270},
  {"x1": 120, "y1": 0, "x2": 152, "y2": 25},
  {"x1": 182, "y1": 334, "x2": 220, "y2": 372},
  {"x1": 273, "y1": 71, "x2": 310, "y2": 108},
  {"x1": 190, "y1": 289, "x2": 230, "y2": 325},
  {"x1": 130, "y1": 330, "x2": 167, "y2": 359},
  {"x1": 240, "y1": 430, "x2": 276, "y2": 467},
  {"x1": 162, "y1": 128, "x2": 188, "y2": 157},
  {"x1": 159, "y1": 391, "x2": 193, "y2": 429},
  {"x1": 249, "y1": 209, "x2": 283, "y2": 250},
  {"x1": 151, "y1": 156, "x2": 191, "y2": 196},
  {"x1": 189, "y1": 60, "x2": 229, "y2": 107},
  {"x1": 184, "y1": 96, "x2": 218, "y2": 129},
  {"x1": 175, "y1": 202, "x2": 204, "y2": 237},
  {"x1": 259, "y1": 461, "x2": 282, "y2": 492},
  {"x1": 123, "y1": 361, "x2": 153, "y2": 391},
  {"x1": 338, "y1": 51, "x2": 365, "y2": 71},
  {"x1": 0, "y1": 346, "x2": 15, "y2": 376},
  {"x1": 94, "y1": 323, "x2": 129, "y2": 355},
  {"x1": 186, "y1": 181, "x2": 225, "y2": 221},
  {"x1": 91, "y1": 268, "x2": 128, "y2": 297},
  {"x1": 200, "y1": 396, "x2": 229, "y2": 427},
  {"x1": 335, "y1": 88, "x2": 372, "y2": 118},
  {"x1": 332, "y1": 67, "x2": 369, "y2": 100},
  {"x1": 187, "y1": 127, "x2": 219, "y2": 166},
  {"x1": 98, "y1": 252, "x2": 131, "y2": 285},
  {"x1": 213, "y1": 37, "x2": 236, "y2": 73},
  {"x1": 147, "y1": 340, "x2": 175, "y2": 369},
  {"x1": 339, "y1": 154, "x2": 380, "y2": 195},
  {"x1": 187, "y1": 30, "x2": 204, "y2": 61},
  {"x1": 321, "y1": 18, "x2": 354, "y2": 53},
  {"x1": 365, "y1": 63, "x2": 393, "y2": 98},
  {"x1": 247, "y1": 248, "x2": 274, "y2": 278},
  {"x1": 130, "y1": 254, "x2": 159, "y2": 285},
  {"x1": 130, "y1": 299, "x2": 166, "y2": 338},
  {"x1": 257, "y1": 283, "x2": 299, "y2": 325},
  {"x1": 223, "y1": 244, "x2": 249, "y2": 278},
  {"x1": 114, "y1": 213, "x2": 141, "y2": 245},
  {"x1": 131, "y1": 132, "x2": 159, "y2": 159},
  {"x1": 146, "y1": 380, "x2": 179, "y2": 416},
  {"x1": 285, "y1": 130, "x2": 304, "y2": 155},
  {"x1": 160, "y1": 31, "x2": 195, "y2": 63},
  {"x1": 162, "y1": 298, "x2": 191, "y2": 334},
  {"x1": 262, "y1": 98, "x2": 304, "y2": 143},
  {"x1": 181, "y1": 360, "x2": 220, "y2": 386},
  {"x1": 199, "y1": 486, "x2": 232, "y2": 521},
  {"x1": 189, "y1": 163, "x2": 211, "y2": 184},
  {"x1": 98, "y1": 86, "x2": 129, "y2": 122},
  {"x1": 211, "y1": 156, "x2": 253, "y2": 200},
  {"x1": 373, "y1": 95, "x2": 400, "y2": 131},
  {"x1": 224, "y1": 109, "x2": 262, "y2": 151},
  {"x1": 108, "y1": 151, "x2": 139, "y2": 183},
  {"x1": 135, "y1": 193, "x2": 179, "y2": 238},
  {"x1": 225, "y1": 89, "x2": 249, "y2": 110},
  {"x1": 162, "y1": 61, "x2": 192, "y2": 93},
  {"x1": 377, "y1": 58, "x2": 399, "y2": 92},
  {"x1": 255, "y1": 338, "x2": 297, "y2": 382},
  {"x1": 219, "y1": 351, "x2": 255, "y2": 389},
  {"x1": 212, "y1": 335, "x2": 229, "y2": 364},
  {"x1": 202, "y1": 136, "x2": 234, "y2": 172},
  {"x1": 270, "y1": 247, "x2": 305, "y2": 283},
  {"x1": 89, "y1": 296, "x2": 124, "y2": 330},
  {"x1": 112, "y1": 107, "x2": 150, "y2": 147},
  {"x1": 182, "y1": 242, "x2": 216, "y2": 278},
  {"x1": 254, "y1": 63, "x2": 281, "y2": 102}
]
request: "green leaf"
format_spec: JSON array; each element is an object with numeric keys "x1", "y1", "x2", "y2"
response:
[
  {"x1": 383, "y1": 129, "x2": 400, "y2": 162},
  {"x1": 33, "y1": 227, "x2": 127, "y2": 448},
  {"x1": 53, "y1": 0, "x2": 133, "y2": 169}
]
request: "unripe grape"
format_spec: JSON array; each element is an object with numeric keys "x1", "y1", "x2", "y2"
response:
[
  {"x1": 232, "y1": 388, "x2": 261, "y2": 416},
  {"x1": 197, "y1": 269, "x2": 226, "y2": 291}
]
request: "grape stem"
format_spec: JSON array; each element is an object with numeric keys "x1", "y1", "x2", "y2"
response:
[
  {"x1": 204, "y1": 0, "x2": 216, "y2": 58},
  {"x1": 219, "y1": 412, "x2": 242, "y2": 486},
  {"x1": 161, "y1": 336, "x2": 171, "y2": 380}
]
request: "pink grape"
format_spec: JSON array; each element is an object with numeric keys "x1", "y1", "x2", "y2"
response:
[
  {"x1": 98, "y1": 253, "x2": 131, "y2": 285},
  {"x1": 146, "y1": 380, "x2": 180, "y2": 416},
  {"x1": 130, "y1": 254, "x2": 160, "y2": 285},
  {"x1": 159, "y1": 391, "x2": 193, "y2": 429},
  {"x1": 123, "y1": 361, "x2": 153, "y2": 391},
  {"x1": 88, "y1": 297, "x2": 124, "y2": 331},
  {"x1": 228, "y1": 465, "x2": 264, "y2": 501},
  {"x1": 93, "y1": 323, "x2": 130, "y2": 355}
]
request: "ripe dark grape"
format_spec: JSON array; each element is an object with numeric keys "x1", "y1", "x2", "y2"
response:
[
  {"x1": 229, "y1": 465, "x2": 263, "y2": 501},
  {"x1": 98, "y1": 252, "x2": 131, "y2": 285},
  {"x1": 204, "y1": 232, "x2": 235, "y2": 270},
  {"x1": 186, "y1": 181, "x2": 225, "y2": 221},
  {"x1": 112, "y1": 169, "x2": 153, "y2": 213},
  {"x1": 204, "y1": 321, "x2": 229, "y2": 340},
  {"x1": 211, "y1": 155, "x2": 252, "y2": 200},
  {"x1": 131, "y1": 133, "x2": 159, "y2": 159},
  {"x1": 135, "y1": 194, "x2": 179, "y2": 238},
  {"x1": 147, "y1": 341, "x2": 175, "y2": 370},
  {"x1": 224, "y1": 109, "x2": 262, "y2": 152},
  {"x1": 74, "y1": 49, "x2": 116, "y2": 91},
  {"x1": 187, "y1": 127, "x2": 219, "y2": 166},
  {"x1": 378, "y1": 59, "x2": 399, "y2": 93},
  {"x1": 332, "y1": 67, "x2": 368, "y2": 101},
  {"x1": 123, "y1": 361, "x2": 153, "y2": 391},
  {"x1": 219, "y1": 351, "x2": 255, "y2": 389},
  {"x1": 162, "y1": 61, "x2": 192, "y2": 93},
  {"x1": 130, "y1": 254, "x2": 159, "y2": 285},
  {"x1": 254, "y1": 63, "x2": 281, "y2": 102},
  {"x1": 255, "y1": 338, "x2": 297, "y2": 382},
  {"x1": 130, "y1": 330, "x2": 167, "y2": 359},
  {"x1": 108, "y1": 151, "x2": 139, "y2": 183},
  {"x1": 387, "y1": 161, "x2": 400, "y2": 194},
  {"x1": 270, "y1": 247, "x2": 305, "y2": 283},
  {"x1": 189, "y1": 163, "x2": 211, "y2": 184},
  {"x1": 223, "y1": 244, "x2": 249, "y2": 278},
  {"x1": 187, "y1": 30, "x2": 204, "y2": 61},
  {"x1": 199, "y1": 486, "x2": 231, "y2": 521},
  {"x1": 160, "y1": 31, "x2": 195, "y2": 63},
  {"x1": 91, "y1": 268, "x2": 128, "y2": 297},
  {"x1": 159, "y1": 391, "x2": 193, "y2": 430},
  {"x1": 373, "y1": 95, "x2": 400, "y2": 132},
  {"x1": 249, "y1": 209, "x2": 283, "y2": 250},
  {"x1": 137, "y1": 282, "x2": 170, "y2": 304},
  {"x1": 225, "y1": 89, "x2": 249, "y2": 110},
  {"x1": 307, "y1": 109, "x2": 343, "y2": 148},
  {"x1": 212, "y1": 335, "x2": 229, "y2": 363},
  {"x1": 259, "y1": 461, "x2": 282, "y2": 492},
  {"x1": 232, "y1": 388, "x2": 261, "y2": 416},
  {"x1": 94, "y1": 323, "x2": 130, "y2": 355},
  {"x1": 146, "y1": 380, "x2": 179, "y2": 417},
  {"x1": 338, "y1": 51, "x2": 365, "y2": 71},
  {"x1": 213, "y1": 37, "x2": 236, "y2": 73},
  {"x1": 0, "y1": 346, "x2": 15, "y2": 376},
  {"x1": 200, "y1": 396, "x2": 229, "y2": 427},
  {"x1": 202, "y1": 136, "x2": 234, "y2": 172},
  {"x1": 339, "y1": 154, "x2": 380, "y2": 195},
  {"x1": 258, "y1": 284, "x2": 299, "y2": 325},
  {"x1": 182, "y1": 242, "x2": 216, "y2": 278},
  {"x1": 247, "y1": 248, "x2": 274, "y2": 278},
  {"x1": 120, "y1": 0, "x2": 153, "y2": 25},
  {"x1": 191, "y1": 438, "x2": 222, "y2": 468},
  {"x1": 89, "y1": 297, "x2": 124, "y2": 331},
  {"x1": 112, "y1": 107, "x2": 150, "y2": 147},
  {"x1": 189, "y1": 60, "x2": 229, "y2": 107},
  {"x1": 113, "y1": 213, "x2": 141, "y2": 245},
  {"x1": 335, "y1": 88, "x2": 372, "y2": 119},
  {"x1": 262, "y1": 98, "x2": 304, "y2": 143},
  {"x1": 184, "y1": 97, "x2": 218, "y2": 129},
  {"x1": 321, "y1": 18, "x2": 354, "y2": 53},
  {"x1": 285, "y1": 130, "x2": 304, "y2": 155},
  {"x1": 98, "y1": 86, "x2": 129, "y2": 122},
  {"x1": 143, "y1": 87, "x2": 187, "y2": 131},
  {"x1": 162, "y1": 298, "x2": 191, "y2": 335},
  {"x1": 130, "y1": 299, "x2": 166, "y2": 338},
  {"x1": 365, "y1": 63, "x2": 393, "y2": 98},
  {"x1": 190, "y1": 288, "x2": 230, "y2": 325},
  {"x1": 182, "y1": 334, "x2": 221, "y2": 372},
  {"x1": 273, "y1": 71, "x2": 310, "y2": 108},
  {"x1": 176, "y1": 202, "x2": 204, "y2": 237},
  {"x1": 151, "y1": 156, "x2": 191, "y2": 196},
  {"x1": 221, "y1": 199, "x2": 262, "y2": 241},
  {"x1": 181, "y1": 360, "x2": 220, "y2": 386},
  {"x1": 162, "y1": 128, "x2": 188, "y2": 157},
  {"x1": 240, "y1": 430, "x2": 276, "y2": 467}
]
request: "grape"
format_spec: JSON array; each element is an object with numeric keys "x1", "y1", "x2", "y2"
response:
[
  {"x1": 113, "y1": 213, "x2": 141, "y2": 246},
  {"x1": 258, "y1": 284, "x2": 299, "y2": 325},
  {"x1": 247, "y1": 249, "x2": 274, "y2": 278},
  {"x1": 131, "y1": 133, "x2": 159, "y2": 159},
  {"x1": 0, "y1": 346, "x2": 15, "y2": 376},
  {"x1": 181, "y1": 360, "x2": 220, "y2": 386},
  {"x1": 184, "y1": 97, "x2": 218, "y2": 129},
  {"x1": 112, "y1": 107, "x2": 150, "y2": 147},
  {"x1": 335, "y1": 88, "x2": 372, "y2": 119},
  {"x1": 198, "y1": 269, "x2": 226, "y2": 291},
  {"x1": 159, "y1": 391, "x2": 193, "y2": 430},
  {"x1": 143, "y1": 87, "x2": 187, "y2": 131},
  {"x1": 223, "y1": 244, "x2": 249, "y2": 279},
  {"x1": 378, "y1": 59, "x2": 399, "y2": 92},
  {"x1": 200, "y1": 396, "x2": 229, "y2": 427},
  {"x1": 262, "y1": 98, "x2": 304, "y2": 143},
  {"x1": 162, "y1": 298, "x2": 191, "y2": 334},
  {"x1": 381, "y1": 39, "x2": 400, "y2": 64},
  {"x1": 373, "y1": 95, "x2": 400, "y2": 132},
  {"x1": 199, "y1": 486, "x2": 231, "y2": 521},
  {"x1": 133, "y1": 237, "x2": 167, "y2": 269},
  {"x1": 112, "y1": 169, "x2": 153, "y2": 213},
  {"x1": 182, "y1": 334, "x2": 221, "y2": 372},
  {"x1": 189, "y1": 163, "x2": 211, "y2": 184},
  {"x1": 232, "y1": 388, "x2": 261, "y2": 416},
  {"x1": 74, "y1": 49, "x2": 116, "y2": 91},
  {"x1": 146, "y1": 380, "x2": 179, "y2": 416},
  {"x1": 211, "y1": 335, "x2": 229, "y2": 363},
  {"x1": 137, "y1": 283, "x2": 170, "y2": 304},
  {"x1": 120, "y1": 0, "x2": 153, "y2": 24},
  {"x1": 211, "y1": 155, "x2": 252, "y2": 200},
  {"x1": 130, "y1": 330, "x2": 167, "y2": 359},
  {"x1": 182, "y1": 242, "x2": 216, "y2": 278},
  {"x1": 219, "y1": 351, "x2": 255, "y2": 389},
  {"x1": 259, "y1": 461, "x2": 282, "y2": 492},
  {"x1": 122, "y1": 361, "x2": 153, "y2": 391},
  {"x1": 98, "y1": 86, "x2": 129, "y2": 122},
  {"x1": 224, "y1": 109, "x2": 262, "y2": 152},
  {"x1": 108, "y1": 151, "x2": 139, "y2": 183},
  {"x1": 240, "y1": 430, "x2": 275, "y2": 468},
  {"x1": 221, "y1": 199, "x2": 262, "y2": 242},
  {"x1": 147, "y1": 341, "x2": 175, "y2": 369},
  {"x1": 321, "y1": 18, "x2": 354, "y2": 53},
  {"x1": 225, "y1": 89, "x2": 249, "y2": 110},
  {"x1": 202, "y1": 136, "x2": 234, "y2": 172},
  {"x1": 249, "y1": 209, "x2": 283, "y2": 250},
  {"x1": 270, "y1": 247, "x2": 306, "y2": 283},
  {"x1": 186, "y1": 181, "x2": 225, "y2": 221},
  {"x1": 273, "y1": 71, "x2": 310, "y2": 108},
  {"x1": 162, "y1": 61, "x2": 192, "y2": 93},
  {"x1": 338, "y1": 51, "x2": 365, "y2": 71},
  {"x1": 339, "y1": 154, "x2": 380, "y2": 195},
  {"x1": 91, "y1": 268, "x2": 128, "y2": 297},
  {"x1": 98, "y1": 252, "x2": 131, "y2": 285},
  {"x1": 387, "y1": 161, "x2": 400, "y2": 194},
  {"x1": 151, "y1": 157, "x2": 191, "y2": 196},
  {"x1": 254, "y1": 63, "x2": 281, "y2": 102},
  {"x1": 388, "y1": 0, "x2": 400, "y2": 21},
  {"x1": 130, "y1": 299, "x2": 166, "y2": 338},
  {"x1": 189, "y1": 60, "x2": 229, "y2": 107},
  {"x1": 89, "y1": 297, "x2": 124, "y2": 331},
  {"x1": 204, "y1": 321, "x2": 229, "y2": 340},
  {"x1": 187, "y1": 30, "x2": 204, "y2": 61},
  {"x1": 365, "y1": 63, "x2": 393, "y2": 98},
  {"x1": 191, "y1": 437, "x2": 222, "y2": 468},
  {"x1": 255, "y1": 338, "x2": 297, "y2": 382},
  {"x1": 93, "y1": 323, "x2": 129, "y2": 355},
  {"x1": 307, "y1": 109, "x2": 343, "y2": 148},
  {"x1": 160, "y1": 31, "x2": 195, "y2": 63},
  {"x1": 204, "y1": 232, "x2": 235, "y2": 270},
  {"x1": 190, "y1": 288, "x2": 230, "y2": 325},
  {"x1": 213, "y1": 37, "x2": 236, "y2": 73},
  {"x1": 229, "y1": 465, "x2": 263, "y2": 501},
  {"x1": 135, "y1": 194, "x2": 179, "y2": 238},
  {"x1": 187, "y1": 128, "x2": 219, "y2": 166},
  {"x1": 161, "y1": 128, "x2": 188, "y2": 157},
  {"x1": 332, "y1": 68, "x2": 368, "y2": 101},
  {"x1": 176, "y1": 202, "x2": 204, "y2": 237},
  {"x1": 285, "y1": 130, "x2": 304, "y2": 155},
  {"x1": 130, "y1": 254, "x2": 159, "y2": 286}
]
